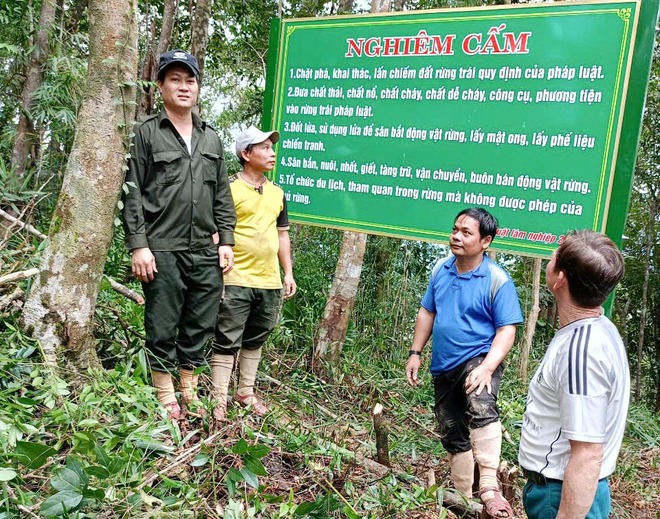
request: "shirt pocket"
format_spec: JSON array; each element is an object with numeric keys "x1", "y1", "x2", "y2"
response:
[
  {"x1": 200, "y1": 151, "x2": 220, "y2": 184},
  {"x1": 153, "y1": 150, "x2": 184, "y2": 185}
]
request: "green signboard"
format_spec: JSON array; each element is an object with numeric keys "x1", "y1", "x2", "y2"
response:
[{"x1": 264, "y1": 0, "x2": 658, "y2": 256}]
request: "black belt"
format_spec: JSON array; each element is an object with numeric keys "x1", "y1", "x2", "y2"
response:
[{"x1": 523, "y1": 468, "x2": 562, "y2": 486}]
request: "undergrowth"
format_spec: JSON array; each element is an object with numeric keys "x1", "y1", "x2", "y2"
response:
[
  {"x1": 1, "y1": 230, "x2": 658, "y2": 517},
  {"x1": 2, "y1": 290, "x2": 659, "y2": 518}
]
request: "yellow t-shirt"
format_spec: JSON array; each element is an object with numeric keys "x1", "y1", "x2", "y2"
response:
[{"x1": 223, "y1": 175, "x2": 288, "y2": 289}]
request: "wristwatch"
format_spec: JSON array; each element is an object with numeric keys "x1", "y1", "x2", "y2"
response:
[{"x1": 408, "y1": 350, "x2": 422, "y2": 356}]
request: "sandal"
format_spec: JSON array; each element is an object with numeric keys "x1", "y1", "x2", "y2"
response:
[
  {"x1": 478, "y1": 487, "x2": 513, "y2": 518},
  {"x1": 234, "y1": 393, "x2": 269, "y2": 416}
]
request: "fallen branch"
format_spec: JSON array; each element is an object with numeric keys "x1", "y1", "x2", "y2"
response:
[
  {"x1": 0, "y1": 260, "x2": 143, "y2": 305},
  {"x1": 1, "y1": 211, "x2": 143, "y2": 305},
  {"x1": 0, "y1": 286, "x2": 23, "y2": 311},
  {"x1": 5, "y1": 485, "x2": 42, "y2": 519},
  {"x1": 0, "y1": 268, "x2": 39, "y2": 285},
  {"x1": 0, "y1": 208, "x2": 47, "y2": 240},
  {"x1": 104, "y1": 275, "x2": 144, "y2": 305}
]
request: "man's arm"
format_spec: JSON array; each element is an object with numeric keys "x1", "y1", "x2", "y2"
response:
[
  {"x1": 213, "y1": 142, "x2": 236, "y2": 247},
  {"x1": 122, "y1": 124, "x2": 158, "y2": 283},
  {"x1": 406, "y1": 307, "x2": 435, "y2": 387},
  {"x1": 278, "y1": 229, "x2": 296, "y2": 299},
  {"x1": 556, "y1": 440, "x2": 603, "y2": 519},
  {"x1": 465, "y1": 324, "x2": 516, "y2": 395}
]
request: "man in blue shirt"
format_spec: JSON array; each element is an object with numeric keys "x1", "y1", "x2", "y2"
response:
[{"x1": 406, "y1": 207, "x2": 523, "y2": 518}]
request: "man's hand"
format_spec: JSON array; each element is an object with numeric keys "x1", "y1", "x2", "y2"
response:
[
  {"x1": 283, "y1": 274, "x2": 297, "y2": 299},
  {"x1": 406, "y1": 354, "x2": 421, "y2": 387},
  {"x1": 218, "y1": 245, "x2": 234, "y2": 274},
  {"x1": 131, "y1": 247, "x2": 157, "y2": 283},
  {"x1": 465, "y1": 364, "x2": 493, "y2": 395}
]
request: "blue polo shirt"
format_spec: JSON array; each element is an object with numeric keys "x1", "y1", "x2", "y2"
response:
[{"x1": 421, "y1": 255, "x2": 523, "y2": 375}]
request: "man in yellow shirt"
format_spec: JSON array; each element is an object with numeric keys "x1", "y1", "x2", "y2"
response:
[{"x1": 210, "y1": 126, "x2": 296, "y2": 421}]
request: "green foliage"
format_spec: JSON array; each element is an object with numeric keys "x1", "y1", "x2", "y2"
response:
[{"x1": 619, "y1": 35, "x2": 660, "y2": 409}]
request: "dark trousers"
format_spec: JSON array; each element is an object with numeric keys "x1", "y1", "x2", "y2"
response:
[
  {"x1": 433, "y1": 355, "x2": 503, "y2": 453},
  {"x1": 212, "y1": 286, "x2": 282, "y2": 355},
  {"x1": 142, "y1": 248, "x2": 222, "y2": 372}
]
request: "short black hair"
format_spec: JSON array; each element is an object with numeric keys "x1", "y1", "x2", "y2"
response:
[{"x1": 454, "y1": 207, "x2": 498, "y2": 240}]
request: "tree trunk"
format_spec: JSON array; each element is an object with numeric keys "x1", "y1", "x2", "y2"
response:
[
  {"x1": 520, "y1": 257, "x2": 541, "y2": 381},
  {"x1": 314, "y1": 231, "x2": 367, "y2": 365},
  {"x1": 138, "y1": 0, "x2": 178, "y2": 117},
  {"x1": 10, "y1": 0, "x2": 57, "y2": 179},
  {"x1": 190, "y1": 0, "x2": 212, "y2": 84},
  {"x1": 312, "y1": 2, "x2": 391, "y2": 370},
  {"x1": 635, "y1": 196, "x2": 657, "y2": 400},
  {"x1": 22, "y1": 0, "x2": 138, "y2": 371}
]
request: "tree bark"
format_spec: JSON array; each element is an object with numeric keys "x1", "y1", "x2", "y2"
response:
[
  {"x1": 22, "y1": 0, "x2": 138, "y2": 371},
  {"x1": 10, "y1": 0, "x2": 57, "y2": 179},
  {"x1": 314, "y1": 231, "x2": 367, "y2": 365},
  {"x1": 190, "y1": 0, "x2": 212, "y2": 84},
  {"x1": 520, "y1": 257, "x2": 541, "y2": 381},
  {"x1": 372, "y1": 403, "x2": 390, "y2": 467}
]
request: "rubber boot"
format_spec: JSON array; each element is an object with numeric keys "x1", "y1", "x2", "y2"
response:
[
  {"x1": 210, "y1": 354, "x2": 234, "y2": 421},
  {"x1": 448, "y1": 449, "x2": 475, "y2": 496},
  {"x1": 152, "y1": 370, "x2": 180, "y2": 420},
  {"x1": 236, "y1": 347, "x2": 268, "y2": 415}
]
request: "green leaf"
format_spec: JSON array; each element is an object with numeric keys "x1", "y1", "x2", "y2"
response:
[
  {"x1": 66, "y1": 457, "x2": 89, "y2": 487},
  {"x1": 247, "y1": 443, "x2": 270, "y2": 459},
  {"x1": 0, "y1": 468, "x2": 17, "y2": 481},
  {"x1": 239, "y1": 467, "x2": 259, "y2": 489},
  {"x1": 225, "y1": 473, "x2": 238, "y2": 497},
  {"x1": 232, "y1": 438, "x2": 248, "y2": 455},
  {"x1": 243, "y1": 454, "x2": 267, "y2": 477},
  {"x1": 77, "y1": 419, "x2": 99, "y2": 428},
  {"x1": 295, "y1": 501, "x2": 321, "y2": 515},
  {"x1": 51, "y1": 467, "x2": 82, "y2": 492},
  {"x1": 14, "y1": 441, "x2": 57, "y2": 469},
  {"x1": 117, "y1": 393, "x2": 134, "y2": 403},
  {"x1": 342, "y1": 506, "x2": 362, "y2": 519},
  {"x1": 85, "y1": 465, "x2": 110, "y2": 480},
  {"x1": 226, "y1": 467, "x2": 243, "y2": 482},
  {"x1": 191, "y1": 454, "x2": 209, "y2": 467},
  {"x1": 82, "y1": 488, "x2": 105, "y2": 501},
  {"x1": 40, "y1": 491, "x2": 83, "y2": 517},
  {"x1": 94, "y1": 444, "x2": 111, "y2": 469}
]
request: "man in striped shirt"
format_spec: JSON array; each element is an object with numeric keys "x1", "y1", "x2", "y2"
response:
[{"x1": 519, "y1": 230, "x2": 629, "y2": 519}]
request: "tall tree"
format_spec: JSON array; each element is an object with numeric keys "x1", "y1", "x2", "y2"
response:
[
  {"x1": 520, "y1": 257, "x2": 541, "y2": 381},
  {"x1": 10, "y1": 0, "x2": 57, "y2": 179},
  {"x1": 313, "y1": 231, "x2": 367, "y2": 365},
  {"x1": 22, "y1": 0, "x2": 138, "y2": 371},
  {"x1": 313, "y1": 0, "x2": 389, "y2": 367},
  {"x1": 138, "y1": 0, "x2": 178, "y2": 116},
  {"x1": 190, "y1": 0, "x2": 211, "y2": 83}
]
